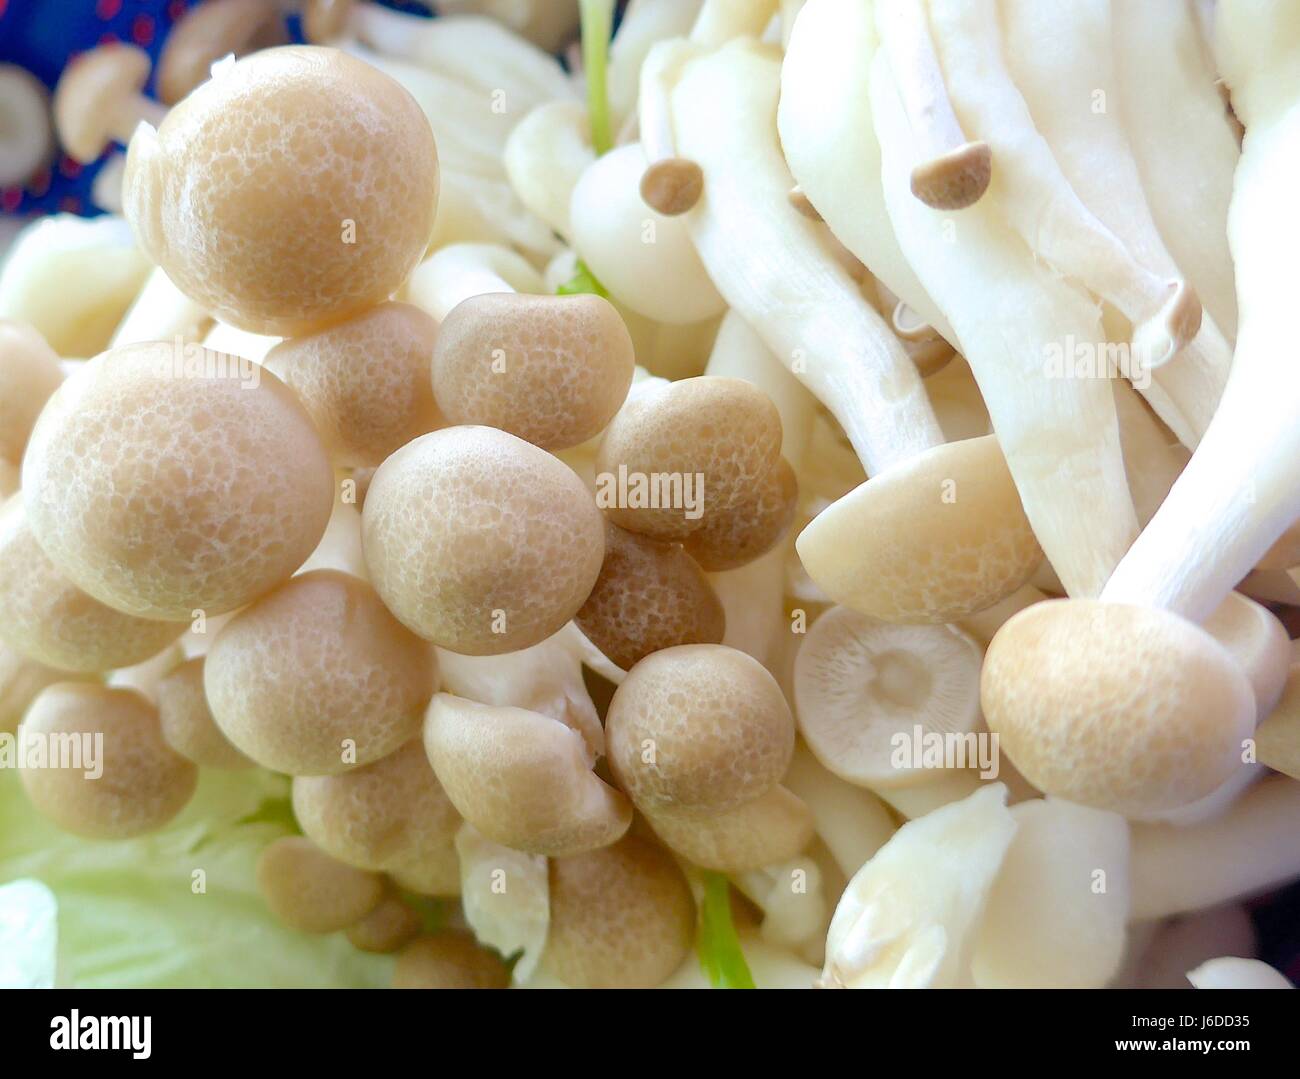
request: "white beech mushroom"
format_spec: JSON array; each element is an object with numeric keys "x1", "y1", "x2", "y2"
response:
[
  {"x1": 155, "y1": 0, "x2": 288, "y2": 105},
  {"x1": 256, "y1": 836, "x2": 384, "y2": 934},
  {"x1": 110, "y1": 267, "x2": 211, "y2": 350},
  {"x1": 205, "y1": 570, "x2": 437, "y2": 775},
  {"x1": 820, "y1": 784, "x2": 1015, "y2": 988},
  {"x1": 423, "y1": 693, "x2": 632, "y2": 857},
  {"x1": 53, "y1": 44, "x2": 167, "y2": 166},
  {"x1": 123, "y1": 46, "x2": 438, "y2": 336},
  {"x1": 20, "y1": 683, "x2": 198, "y2": 839},
  {"x1": 455, "y1": 823, "x2": 549, "y2": 983},
  {"x1": 21, "y1": 341, "x2": 334, "y2": 621},
  {"x1": 362, "y1": 426, "x2": 605, "y2": 656},
  {"x1": 793, "y1": 605, "x2": 983, "y2": 789}
]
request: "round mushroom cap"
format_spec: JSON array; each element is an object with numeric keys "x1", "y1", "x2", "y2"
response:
[
  {"x1": 575, "y1": 521, "x2": 725, "y2": 672},
  {"x1": 385, "y1": 844, "x2": 463, "y2": 899},
  {"x1": 606, "y1": 644, "x2": 795, "y2": 814},
  {"x1": 362, "y1": 426, "x2": 605, "y2": 655},
  {"x1": 20, "y1": 683, "x2": 197, "y2": 839},
  {"x1": 264, "y1": 302, "x2": 442, "y2": 469},
  {"x1": 644, "y1": 785, "x2": 815, "y2": 872},
  {"x1": 393, "y1": 933, "x2": 511, "y2": 989},
  {"x1": 157, "y1": 0, "x2": 288, "y2": 105},
  {"x1": 793, "y1": 605, "x2": 983, "y2": 789},
  {"x1": 432, "y1": 292, "x2": 635, "y2": 451},
  {"x1": 796, "y1": 435, "x2": 1042, "y2": 623},
  {"x1": 21, "y1": 341, "x2": 334, "y2": 621},
  {"x1": 1202, "y1": 592, "x2": 1291, "y2": 721},
  {"x1": 256, "y1": 836, "x2": 384, "y2": 934},
  {"x1": 155, "y1": 656, "x2": 252, "y2": 769},
  {"x1": 0, "y1": 642, "x2": 91, "y2": 735},
  {"x1": 423, "y1": 694, "x2": 631, "y2": 857},
  {"x1": 54, "y1": 44, "x2": 151, "y2": 164},
  {"x1": 122, "y1": 45, "x2": 438, "y2": 336},
  {"x1": 204, "y1": 570, "x2": 436, "y2": 775},
  {"x1": 595, "y1": 376, "x2": 783, "y2": 540},
  {"x1": 346, "y1": 893, "x2": 423, "y2": 954},
  {"x1": 0, "y1": 320, "x2": 63, "y2": 466},
  {"x1": 683, "y1": 456, "x2": 798, "y2": 571},
  {"x1": 0, "y1": 496, "x2": 184, "y2": 673},
  {"x1": 292, "y1": 739, "x2": 461, "y2": 870},
  {"x1": 981, "y1": 600, "x2": 1255, "y2": 816},
  {"x1": 542, "y1": 834, "x2": 695, "y2": 989}
]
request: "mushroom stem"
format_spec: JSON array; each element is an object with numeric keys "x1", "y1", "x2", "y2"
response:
[
  {"x1": 405, "y1": 242, "x2": 544, "y2": 321},
  {"x1": 111, "y1": 266, "x2": 211, "y2": 348},
  {"x1": 504, "y1": 101, "x2": 594, "y2": 238},
  {"x1": 874, "y1": 0, "x2": 989, "y2": 210},
  {"x1": 637, "y1": 40, "x2": 704, "y2": 215}
]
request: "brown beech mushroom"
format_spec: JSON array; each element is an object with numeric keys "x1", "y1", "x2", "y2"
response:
[
  {"x1": 393, "y1": 933, "x2": 510, "y2": 990},
  {"x1": 575, "y1": 521, "x2": 725, "y2": 671},
  {"x1": 21, "y1": 341, "x2": 334, "y2": 620},
  {"x1": 123, "y1": 46, "x2": 438, "y2": 336},
  {"x1": 431, "y1": 292, "x2": 635, "y2": 451},
  {"x1": 53, "y1": 44, "x2": 167, "y2": 165},
  {"x1": 20, "y1": 683, "x2": 197, "y2": 839},
  {"x1": 0, "y1": 320, "x2": 62, "y2": 467},
  {"x1": 606, "y1": 643, "x2": 795, "y2": 815},
  {"x1": 362, "y1": 426, "x2": 605, "y2": 655},
  {"x1": 682, "y1": 455, "x2": 798, "y2": 571},
  {"x1": 264, "y1": 302, "x2": 442, "y2": 469},
  {"x1": 595, "y1": 376, "x2": 783, "y2": 540},
  {"x1": 256, "y1": 836, "x2": 384, "y2": 934},
  {"x1": 346, "y1": 893, "x2": 423, "y2": 954},
  {"x1": 205, "y1": 570, "x2": 437, "y2": 775},
  {"x1": 156, "y1": 0, "x2": 288, "y2": 105},
  {"x1": 154, "y1": 657, "x2": 252, "y2": 770},
  {"x1": 423, "y1": 693, "x2": 631, "y2": 857},
  {"x1": 541, "y1": 835, "x2": 695, "y2": 989},
  {"x1": 981, "y1": 600, "x2": 1254, "y2": 816},
  {"x1": 291, "y1": 739, "x2": 461, "y2": 880},
  {"x1": 0, "y1": 497, "x2": 183, "y2": 673},
  {"x1": 645, "y1": 786, "x2": 815, "y2": 873},
  {"x1": 0, "y1": 643, "x2": 90, "y2": 735}
]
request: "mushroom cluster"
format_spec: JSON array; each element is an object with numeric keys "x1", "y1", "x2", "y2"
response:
[{"x1": 1, "y1": 0, "x2": 1297, "y2": 994}]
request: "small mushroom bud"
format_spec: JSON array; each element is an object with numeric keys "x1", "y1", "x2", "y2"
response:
[
  {"x1": 123, "y1": 46, "x2": 439, "y2": 336},
  {"x1": 606, "y1": 644, "x2": 795, "y2": 815},
  {"x1": 0, "y1": 320, "x2": 63, "y2": 467},
  {"x1": 362, "y1": 426, "x2": 605, "y2": 656},
  {"x1": 256, "y1": 836, "x2": 384, "y2": 934},
  {"x1": 542, "y1": 835, "x2": 695, "y2": 990},
  {"x1": 21, "y1": 341, "x2": 334, "y2": 621},
  {"x1": 346, "y1": 893, "x2": 423, "y2": 954},
  {"x1": 20, "y1": 683, "x2": 197, "y2": 839},
  {"x1": 424, "y1": 693, "x2": 632, "y2": 857},
  {"x1": 432, "y1": 292, "x2": 635, "y2": 451},
  {"x1": 205, "y1": 570, "x2": 436, "y2": 776},
  {"x1": 53, "y1": 44, "x2": 167, "y2": 165},
  {"x1": 155, "y1": 657, "x2": 252, "y2": 770},
  {"x1": 291, "y1": 739, "x2": 461, "y2": 872},
  {"x1": 393, "y1": 933, "x2": 510, "y2": 989},
  {"x1": 265, "y1": 302, "x2": 442, "y2": 469},
  {"x1": 0, "y1": 497, "x2": 183, "y2": 673},
  {"x1": 575, "y1": 521, "x2": 725, "y2": 671}
]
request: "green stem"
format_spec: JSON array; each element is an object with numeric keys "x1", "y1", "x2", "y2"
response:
[{"x1": 580, "y1": 0, "x2": 615, "y2": 156}]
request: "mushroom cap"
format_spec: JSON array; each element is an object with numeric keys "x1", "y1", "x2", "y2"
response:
[
  {"x1": 575, "y1": 521, "x2": 725, "y2": 672},
  {"x1": 20, "y1": 683, "x2": 197, "y2": 839},
  {"x1": 683, "y1": 455, "x2": 798, "y2": 571},
  {"x1": 54, "y1": 44, "x2": 152, "y2": 164},
  {"x1": 265, "y1": 302, "x2": 442, "y2": 468},
  {"x1": 0, "y1": 642, "x2": 91, "y2": 736},
  {"x1": 155, "y1": 657, "x2": 252, "y2": 770},
  {"x1": 793, "y1": 605, "x2": 983, "y2": 789},
  {"x1": 423, "y1": 693, "x2": 632, "y2": 857},
  {"x1": 205, "y1": 570, "x2": 436, "y2": 776},
  {"x1": 796, "y1": 435, "x2": 1042, "y2": 623},
  {"x1": 596, "y1": 376, "x2": 783, "y2": 540},
  {"x1": 0, "y1": 319, "x2": 63, "y2": 466},
  {"x1": 542, "y1": 835, "x2": 695, "y2": 989},
  {"x1": 909, "y1": 140, "x2": 992, "y2": 211},
  {"x1": 362, "y1": 426, "x2": 605, "y2": 655},
  {"x1": 640, "y1": 157, "x2": 705, "y2": 217},
  {"x1": 606, "y1": 643, "x2": 795, "y2": 814},
  {"x1": 0, "y1": 65, "x2": 53, "y2": 188},
  {"x1": 1203, "y1": 592, "x2": 1291, "y2": 720},
  {"x1": 157, "y1": 0, "x2": 288, "y2": 105},
  {"x1": 385, "y1": 844, "x2": 463, "y2": 898},
  {"x1": 122, "y1": 46, "x2": 438, "y2": 336},
  {"x1": 431, "y1": 292, "x2": 635, "y2": 451},
  {"x1": 981, "y1": 600, "x2": 1255, "y2": 816},
  {"x1": 291, "y1": 738, "x2": 461, "y2": 870},
  {"x1": 346, "y1": 893, "x2": 423, "y2": 954},
  {"x1": 21, "y1": 341, "x2": 334, "y2": 621},
  {"x1": 255, "y1": 836, "x2": 384, "y2": 934},
  {"x1": 645, "y1": 785, "x2": 815, "y2": 872},
  {"x1": 392, "y1": 932, "x2": 511, "y2": 989},
  {"x1": 0, "y1": 496, "x2": 184, "y2": 673}
]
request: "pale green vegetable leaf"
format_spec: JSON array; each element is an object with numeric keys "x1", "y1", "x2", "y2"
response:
[{"x1": 696, "y1": 872, "x2": 756, "y2": 989}]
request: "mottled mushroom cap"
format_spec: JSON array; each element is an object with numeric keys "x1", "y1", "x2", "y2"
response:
[{"x1": 54, "y1": 44, "x2": 151, "y2": 164}]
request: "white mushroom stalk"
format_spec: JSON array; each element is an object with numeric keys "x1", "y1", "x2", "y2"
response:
[
  {"x1": 405, "y1": 243, "x2": 544, "y2": 322},
  {"x1": 735, "y1": 854, "x2": 829, "y2": 962},
  {"x1": 606, "y1": 0, "x2": 703, "y2": 129},
  {"x1": 111, "y1": 266, "x2": 211, "y2": 348},
  {"x1": 454, "y1": 823, "x2": 549, "y2": 984},
  {"x1": 504, "y1": 101, "x2": 593, "y2": 238},
  {"x1": 871, "y1": 40, "x2": 1139, "y2": 597}
]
